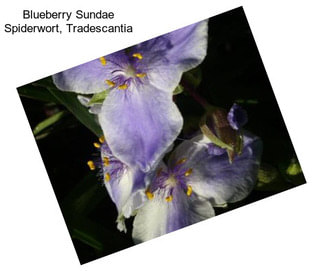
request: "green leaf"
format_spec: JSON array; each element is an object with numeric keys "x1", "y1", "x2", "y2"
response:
[
  {"x1": 61, "y1": 174, "x2": 107, "y2": 216},
  {"x1": 70, "y1": 217, "x2": 131, "y2": 252},
  {"x1": 88, "y1": 90, "x2": 109, "y2": 105},
  {"x1": 31, "y1": 77, "x2": 102, "y2": 137},
  {"x1": 62, "y1": 174, "x2": 132, "y2": 252},
  {"x1": 48, "y1": 88, "x2": 103, "y2": 137},
  {"x1": 20, "y1": 76, "x2": 103, "y2": 137},
  {"x1": 17, "y1": 85, "x2": 60, "y2": 103},
  {"x1": 35, "y1": 131, "x2": 52, "y2": 140},
  {"x1": 173, "y1": 84, "x2": 184, "y2": 95},
  {"x1": 31, "y1": 77, "x2": 103, "y2": 137},
  {"x1": 72, "y1": 228, "x2": 104, "y2": 251},
  {"x1": 33, "y1": 111, "x2": 66, "y2": 136}
]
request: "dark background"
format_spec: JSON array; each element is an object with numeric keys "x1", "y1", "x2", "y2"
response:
[{"x1": 18, "y1": 7, "x2": 305, "y2": 264}]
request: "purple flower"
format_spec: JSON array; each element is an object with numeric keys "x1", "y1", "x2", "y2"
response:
[
  {"x1": 132, "y1": 131, "x2": 262, "y2": 243},
  {"x1": 53, "y1": 21, "x2": 208, "y2": 172}
]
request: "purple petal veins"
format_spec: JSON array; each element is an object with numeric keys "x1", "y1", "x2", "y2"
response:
[
  {"x1": 132, "y1": 156, "x2": 214, "y2": 243},
  {"x1": 132, "y1": 129, "x2": 262, "y2": 243},
  {"x1": 132, "y1": 157, "x2": 214, "y2": 243},
  {"x1": 149, "y1": 159, "x2": 193, "y2": 198},
  {"x1": 53, "y1": 20, "x2": 208, "y2": 172}
]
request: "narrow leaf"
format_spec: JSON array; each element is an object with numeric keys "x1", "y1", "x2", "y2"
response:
[
  {"x1": 17, "y1": 85, "x2": 60, "y2": 103},
  {"x1": 33, "y1": 111, "x2": 66, "y2": 136},
  {"x1": 72, "y1": 228, "x2": 104, "y2": 251},
  {"x1": 47, "y1": 88, "x2": 103, "y2": 137},
  {"x1": 31, "y1": 76, "x2": 103, "y2": 137}
]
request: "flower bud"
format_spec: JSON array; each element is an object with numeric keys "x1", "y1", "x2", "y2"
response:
[{"x1": 200, "y1": 105, "x2": 246, "y2": 163}]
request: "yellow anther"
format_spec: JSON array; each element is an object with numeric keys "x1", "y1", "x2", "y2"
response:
[
  {"x1": 99, "y1": 136, "x2": 105, "y2": 143},
  {"x1": 105, "y1": 79, "x2": 115, "y2": 87},
  {"x1": 184, "y1": 168, "x2": 193, "y2": 177},
  {"x1": 87, "y1": 160, "x2": 96, "y2": 171},
  {"x1": 186, "y1": 185, "x2": 193, "y2": 196},
  {"x1": 136, "y1": 73, "x2": 146, "y2": 78},
  {"x1": 176, "y1": 158, "x2": 187, "y2": 165},
  {"x1": 165, "y1": 195, "x2": 173, "y2": 202},
  {"x1": 118, "y1": 84, "x2": 128, "y2": 90},
  {"x1": 105, "y1": 172, "x2": 111, "y2": 182},
  {"x1": 132, "y1": 53, "x2": 143, "y2": 60},
  {"x1": 99, "y1": 56, "x2": 107, "y2": 66},
  {"x1": 93, "y1": 142, "x2": 101, "y2": 148},
  {"x1": 103, "y1": 157, "x2": 109, "y2": 167},
  {"x1": 145, "y1": 190, "x2": 154, "y2": 200}
]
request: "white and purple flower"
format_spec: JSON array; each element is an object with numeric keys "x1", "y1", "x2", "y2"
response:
[
  {"x1": 53, "y1": 21, "x2": 208, "y2": 173},
  {"x1": 132, "y1": 105, "x2": 262, "y2": 243},
  {"x1": 53, "y1": 18, "x2": 263, "y2": 243},
  {"x1": 87, "y1": 137, "x2": 147, "y2": 232}
]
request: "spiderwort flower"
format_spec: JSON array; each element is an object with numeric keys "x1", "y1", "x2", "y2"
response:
[
  {"x1": 53, "y1": 20, "x2": 208, "y2": 172},
  {"x1": 87, "y1": 136, "x2": 147, "y2": 232},
  {"x1": 132, "y1": 157, "x2": 215, "y2": 243},
  {"x1": 132, "y1": 106, "x2": 262, "y2": 243},
  {"x1": 132, "y1": 132, "x2": 262, "y2": 243}
]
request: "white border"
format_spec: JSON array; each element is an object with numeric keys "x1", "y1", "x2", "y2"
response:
[{"x1": 1, "y1": 1, "x2": 322, "y2": 270}]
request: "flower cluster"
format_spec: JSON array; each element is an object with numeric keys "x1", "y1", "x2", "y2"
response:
[{"x1": 53, "y1": 20, "x2": 262, "y2": 243}]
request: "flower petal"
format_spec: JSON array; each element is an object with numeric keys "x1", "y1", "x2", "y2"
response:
[
  {"x1": 227, "y1": 103, "x2": 248, "y2": 130},
  {"x1": 98, "y1": 84, "x2": 183, "y2": 172},
  {"x1": 147, "y1": 65, "x2": 182, "y2": 94},
  {"x1": 52, "y1": 51, "x2": 127, "y2": 94},
  {"x1": 103, "y1": 166, "x2": 147, "y2": 232},
  {"x1": 170, "y1": 131, "x2": 262, "y2": 206},
  {"x1": 101, "y1": 142, "x2": 148, "y2": 230},
  {"x1": 166, "y1": 20, "x2": 208, "y2": 71},
  {"x1": 132, "y1": 186, "x2": 214, "y2": 243},
  {"x1": 139, "y1": 20, "x2": 208, "y2": 92}
]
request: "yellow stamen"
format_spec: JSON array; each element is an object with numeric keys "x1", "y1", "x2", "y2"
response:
[
  {"x1": 136, "y1": 73, "x2": 146, "y2": 78},
  {"x1": 132, "y1": 53, "x2": 143, "y2": 60},
  {"x1": 105, "y1": 80, "x2": 115, "y2": 87},
  {"x1": 118, "y1": 84, "x2": 128, "y2": 90},
  {"x1": 99, "y1": 136, "x2": 105, "y2": 143},
  {"x1": 176, "y1": 158, "x2": 187, "y2": 165},
  {"x1": 99, "y1": 56, "x2": 107, "y2": 66},
  {"x1": 145, "y1": 190, "x2": 154, "y2": 200},
  {"x1": 184, "y1": 168, "x2": 193, "y2": 177},
  {"x1": 186, "y1": 185, "x2": 193, "y2": 196},
  {"x1": 103, "y1": 157, "x2": 109, "y2": 167},
  {"x1": 93, "y1": 142, "x2": 101, "y2": 148},
  {"x1": 105, "y1": 172, "x2": 111, "y2": 182},
  {"x1": 87, "y1": 160, "x2": 96, "y2": 171},
  {"x1": 165, "y1": 195, "x2": 173, "y2": 202}
]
